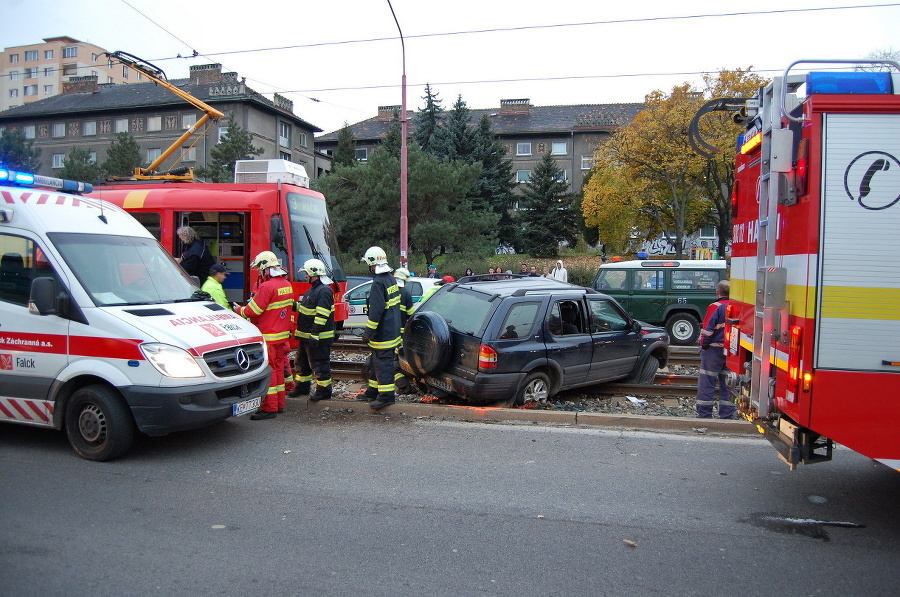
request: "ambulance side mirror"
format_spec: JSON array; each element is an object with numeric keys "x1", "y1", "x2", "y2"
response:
[{"x1": 29, "y1": 277, "x2": 59, "y2": 316}]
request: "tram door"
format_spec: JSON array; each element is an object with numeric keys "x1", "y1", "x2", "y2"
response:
[{"x1": 176, "y1": 212, "x2": 248, "y2": 303}]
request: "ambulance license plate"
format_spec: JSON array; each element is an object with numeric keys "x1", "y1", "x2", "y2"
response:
[{"x1": 233, "y1": 396, "x2": 261, "y2": 417}]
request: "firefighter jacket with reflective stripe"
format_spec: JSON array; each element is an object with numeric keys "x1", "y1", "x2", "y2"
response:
[
  {"x1": 398, "y1": 284, "x2": 414, "y2": 329},
  {"x1": 236, "y1": 276, "x2": 294, "y2": 342},
  {"x1": 294, "y1": 278, "x2": 335, "y2": 341},
  {"x1": 700, "y1": 298, "x2": 730, "y2": 349},
  {"x1": 365, "y1": 272, "x2": 401, "y2": 349}
]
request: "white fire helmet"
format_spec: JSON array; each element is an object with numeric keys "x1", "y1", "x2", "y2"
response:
[
  {"x1": 251, "y1": 250, "x2": 281, "y2": 269},
  {"x1": 361, "y1": 246, "x2": 389, "y2": 267},
  {"x1": 393, "y1": 267, "x2": 411, "y2": 282},
  {"x1": 299, "y1": 258, "x2": 327, "y2": 277}
]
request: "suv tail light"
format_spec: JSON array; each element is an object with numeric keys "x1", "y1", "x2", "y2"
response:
[{"x1": 478, "y1": 344, "x2": 497, "y2": 370}]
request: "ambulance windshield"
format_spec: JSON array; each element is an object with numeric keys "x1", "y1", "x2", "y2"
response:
[{"x1": 49, "y1": 232, "x2": 198, "y2": 306}]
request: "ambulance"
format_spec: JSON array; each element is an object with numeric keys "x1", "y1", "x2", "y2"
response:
[{"x1": 0, "y1": 169, "x2": 270, "y2": 461}]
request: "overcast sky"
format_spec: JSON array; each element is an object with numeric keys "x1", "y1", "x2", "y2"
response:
[{"x1": 5, "y1": 0, "x2": 899, "y2": 134}]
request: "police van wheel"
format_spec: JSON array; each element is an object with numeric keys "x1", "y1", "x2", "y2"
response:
[
  {"x1": 65, "y1": 385, "x2": 135, "y2": 462},
  {"x1": 666, "y1": 313, "x2": 700, "y2": 345}
]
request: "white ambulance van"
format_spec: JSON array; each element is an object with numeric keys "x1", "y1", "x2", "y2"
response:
[{"x1": 0, "y1": 170, "x2": 270, "y2": 461}]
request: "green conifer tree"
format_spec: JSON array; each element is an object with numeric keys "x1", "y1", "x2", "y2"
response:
[{"x1": 195, "y1": 115, "x2": 263, "y2": 183}]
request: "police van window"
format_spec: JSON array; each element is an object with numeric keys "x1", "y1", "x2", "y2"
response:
[
  {"x1": 0, "y1": 234, "x2": 56, "y2": 306},
  {"x1": 595, "y1": 269, "x2": 626, "y2": 290}
]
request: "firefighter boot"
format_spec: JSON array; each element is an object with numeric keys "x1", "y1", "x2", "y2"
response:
[{"x1": 288, "y1": 382, "x2": 311, "y2": 398}]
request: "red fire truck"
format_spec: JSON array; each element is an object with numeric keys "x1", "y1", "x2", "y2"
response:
[
  {"x1": 691, "y1": 59, "x2": 900, "y2": 470},
  {"x1": 90, "y1": 160, "x2": 350, "y2": 324}
]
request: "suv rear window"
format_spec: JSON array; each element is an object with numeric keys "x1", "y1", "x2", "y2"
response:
[
  {"x1": 422, "y1": 287, "x2": 493, "y2": 335},
  {"x1": 498, "y1": 302, "x2": 539, "y2": 339}
]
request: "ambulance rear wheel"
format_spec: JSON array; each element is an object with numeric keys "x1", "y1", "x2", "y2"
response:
[{"x1": 65, "y1": 385, "x2": 135, "y2": 462}]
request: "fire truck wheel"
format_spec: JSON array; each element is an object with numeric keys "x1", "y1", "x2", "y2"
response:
[
  {"x1": 625, "y1": 355, "x2": 661, "y2": 384},
  {"x1": 65, "y1": 385, "x2": 135, "y2": 462},
  {"x1": 665, "y1": 313, "x2": 700, "y2": 345}
]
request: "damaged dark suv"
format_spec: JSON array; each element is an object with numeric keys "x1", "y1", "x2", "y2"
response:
[{"x1": 399, "y1": 276, "x2": 669, "y2": 406}]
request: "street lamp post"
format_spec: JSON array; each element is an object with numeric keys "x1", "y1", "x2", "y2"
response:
[{"x1": 387, "y1": 0, "x2": 408, "y2": 267}]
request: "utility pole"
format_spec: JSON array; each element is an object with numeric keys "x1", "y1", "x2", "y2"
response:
[{"x1": 387, "y1": 0, "x2": 408, "y2": 267}]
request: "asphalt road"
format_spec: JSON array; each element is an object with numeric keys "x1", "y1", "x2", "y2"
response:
[{"x1": 2, "y1": 410, "x2": 899, "y2": 597}]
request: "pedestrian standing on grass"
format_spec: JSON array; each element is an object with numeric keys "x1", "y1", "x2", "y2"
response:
[
  {"x1": 551, "y1": 259, "x2": 568, "y2": 283},
  {"x1": 696, "y1": 280, "x2": 735, "y2": 419}
]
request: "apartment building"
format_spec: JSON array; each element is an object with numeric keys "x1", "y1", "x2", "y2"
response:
[
  {"x1": 315, "y1": 99, "x2": 645, "y2": 194},
  {"x1": 1, "y1": 36, "x2": 134, "y2": 112},
  {"x1": 0, "y1": 63, "x2": 330, "y2": 180}
]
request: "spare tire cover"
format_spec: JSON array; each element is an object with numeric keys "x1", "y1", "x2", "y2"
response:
[{"x1": 403, "y1": 311, "x2": 453, "y2": 377}]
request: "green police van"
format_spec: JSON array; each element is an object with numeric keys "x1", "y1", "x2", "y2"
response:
[{"x1": 591, "y1": 259, "x2": 727, "y2": 345}]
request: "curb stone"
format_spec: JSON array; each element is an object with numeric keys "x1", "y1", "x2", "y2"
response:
[{"x1": 292, "y1": 396, "x2": 760, "y2": 436}]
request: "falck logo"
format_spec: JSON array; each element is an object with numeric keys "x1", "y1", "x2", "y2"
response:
[
  {"x1": 200, "y1": 323, "x2": 226, "y2": 337},
  {"x1": 0, "y1": 354, "x2": 12, "y2": 370},
  {"x1": 844, "y1": 151, "x2": 900, "y2": 210},
  {"x1": 234, "y1": 348, "x2": 251, "y2": 371}
]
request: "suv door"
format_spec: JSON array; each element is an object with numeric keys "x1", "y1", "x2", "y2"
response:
[
  {"x1": 586, "y1": 297, "x2": 641, "y2": 382},
  {"x1": 545, "y1": 299, "x2": 592, "y2": 386},
  {"x1": 626, "y1": 268, "x2": 665, "y2": 323}
]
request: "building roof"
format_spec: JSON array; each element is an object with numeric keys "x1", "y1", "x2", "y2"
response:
[
  {"x1": 0, "y1": 72, "x2": 321, "y2": 132},
  {"x1": 316, "y1": 101, "x2": 645, "y2": 142}
]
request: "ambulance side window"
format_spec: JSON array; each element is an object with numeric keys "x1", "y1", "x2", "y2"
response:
[{"x1": 0, "y1": 234, "x2": 56, "y2": 306}]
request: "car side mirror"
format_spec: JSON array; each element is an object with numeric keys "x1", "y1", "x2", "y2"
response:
[{"x1": 632, "y1": 320, "x2": 641, "y2": 333}]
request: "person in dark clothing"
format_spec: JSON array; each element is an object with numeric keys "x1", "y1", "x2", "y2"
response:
[
  {"x1": 696, "y1": 280, "x2": 735, "y2": 419},
  {"x1": 176, "y1": 226, "x2": 215, "y2": 282},
  {"x1": 392, "y1": 267, "x2": 415, "y2": 394},
  {"x1": 359, "y1": 246, "x2": 402, "y2": 410},
  {"x1": 290, "y1": 258, "x2": 335, "y2": 402}
]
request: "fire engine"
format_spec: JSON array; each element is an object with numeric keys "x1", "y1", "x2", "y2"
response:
[{"x1": 690, "y1": 59, "x2": 900, "y2": 470}]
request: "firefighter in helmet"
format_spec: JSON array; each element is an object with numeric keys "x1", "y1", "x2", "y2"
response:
[
  {"x1": 233, "y1": 251, "x2": 294, "y2": 419},
  {"x1": 359, "y1": 246, "x2": 401, "y2": 410},
  {"x1": 391, "y1": 267, "x2": 415, "y2": 394},
  {"x1": 290, "y1": 258, "x2": 335, "y2": 402}
]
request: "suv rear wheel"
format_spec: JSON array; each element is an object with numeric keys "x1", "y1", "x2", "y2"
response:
[
  {"x1": 510, "y1": 371, "x2": 551, "y2": 406},
  {"x1": 665, "y1": 312, "x2": 700, "y2": 345}
]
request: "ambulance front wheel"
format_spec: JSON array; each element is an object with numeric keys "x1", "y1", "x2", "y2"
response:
[{"x1": 65, "y1": 384, "x2": 135, "y2": 462}]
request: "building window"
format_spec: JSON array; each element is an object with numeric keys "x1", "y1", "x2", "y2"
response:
[
  {"x1": 63, "y1": 47, "x2": 77, "y2": 58},
  {"x1": 551, "y1": 142, "x2": 567, "y2": 156},
  {"x1": 25, "y1": 50, "x2": 38, "y2": 61},
  {"x1": 115, "y1": 118, "x2": 128, "y2": 133},
  {"x1": 44, "y1": 50, "x2": 54, "y2": 59},
  {"x1": 52, "y1": 154, "x2": 65, "y2": 169},
  {"x1": 516, "y1": 142, "x2": 532, "y2": 156},
  {"x1": 83, "y1": 121, "x2": 97, "y2": 136},
  {"x1": 43, "y1": 85, "x2": 53, "y2": 95},
  {"x1": 25, "y1": 67, "x2": 39, "y2": 78},
  {"x1": 298, "y1": 132, "x2": 308, "y2": 148},
  {"x1": 9, "y1": 54, "x2": 19, "y2": 63},
  {"x1": 182, "y1": 114, "x2": 196, "y2": 130},
  {"x1": 51, "y1": 123, "x2": 65, "y2": 138},
  {"x1": 516, "y1": 170, "x2": 531, "y2": 183},
  {"x1": 107, "y1": 76, "x2": 113, "y2": 84},
  {"x1": 278, "y1": 122, "x2": 291, "y2": 148},
  {"x1": 355, "y1": 148, "x2": 368, "y2": 162},
  {"x1": 62, "y1": 64, "x2": 77, "y2": 76},
  {"x1": 44, "y1": 67, "x2": 53, "y2": 77},
  {"x1": 91, "y1": 53, "x2": 99, "y2": 62},
  {"x1": 8, "y1": 89, "x2": 17, "y2": 98},
  {"x1": 280, "y1": 152, "x2": 291, "y2": 161},
  {"x1": 555, "y1": 170, "x2": 568, "y2": 183},
  {"x1": 147, "y1": 148, "x2": 162, "y2": 163},
  {"x1": 147, "y1": 116, "x2": 161, "y2": 132},
  {"x1": 580, "y1": 155, "x2": 594, "y2": 170},
  {"x1": 217, "y1": 126, "x2": 228, "y2": 143},
  {"x1": 9, "y1": 71, "x2": 17, "y2": 80},
  {"x1": 122, "y1": 66, "x2": 128, "y2": 79},
  {"x1": 88, "y1": 152, "x2": 97, "y2": 164},
  {"x1": 181, "y1": 146, "x2": 196, "y2": 162},
  {"x1": 24, "y1": 85, "x2": 38, "y2": 96},
  {"x1": 24, "y1": 125, "x2": 35, "y2": 139},
  {"x1": 107, "y1": 58, "x2": 113, "y2": 68}
]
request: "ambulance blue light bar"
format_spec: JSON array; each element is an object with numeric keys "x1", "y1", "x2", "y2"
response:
[
  {"x1": 807, "y1": 71, "x2": 893, "y2": 95},
  {"x1": 0, "y1": 168, "x2": 93, "y2": 193}
]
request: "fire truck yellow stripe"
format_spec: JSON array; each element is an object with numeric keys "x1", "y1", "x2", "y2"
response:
[
  {"x1": 821, "y1": 286, "x2": 900, "y2": 320},
  {"x1": 123, "y1": 190, "x2": 151, "y2": 209}
]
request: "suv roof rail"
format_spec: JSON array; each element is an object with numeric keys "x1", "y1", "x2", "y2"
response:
[
  {"x1": 457, "y1": 273, "x2": 530, "y2": 283},
  {"x1": 511, "y1": 286, "x2": 599, "y2": 297}
]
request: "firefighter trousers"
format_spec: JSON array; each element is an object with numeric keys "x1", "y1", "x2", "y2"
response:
[{"x1": 696, "y1": 346, "x2": 735, "y2": 419}]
